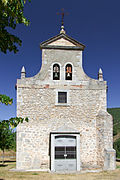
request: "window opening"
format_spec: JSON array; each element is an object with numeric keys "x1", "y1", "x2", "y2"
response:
[
  {"x1": 58, "y1": 92, "x2": 67, "y2": 103},
  {"x1": 65, "y1": 64, "x2": 72, "y2": 80},
  {"x1": 53, "y1": 64, "x2": 60, "y2": 80}
]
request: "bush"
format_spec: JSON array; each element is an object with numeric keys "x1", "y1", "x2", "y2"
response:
[{"x1": 114, "y1": 138, "x2": 120, "y2": 158}]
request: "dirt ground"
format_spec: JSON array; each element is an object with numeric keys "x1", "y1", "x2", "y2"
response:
[
  {"x1": 0, "y1": 161, "x2": 120, "y2": 180},
  {"x1": 0, "y1": 150, "x2": 16, "y2": 158}
]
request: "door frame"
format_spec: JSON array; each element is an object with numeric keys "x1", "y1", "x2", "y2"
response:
[{"x1": 50, "y1": 132, "x2": 80, "y2": 172}]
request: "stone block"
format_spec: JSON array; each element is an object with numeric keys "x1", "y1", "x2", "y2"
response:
[{"x1": 104, "y1": 149, "x2": 116, "y2": 170}]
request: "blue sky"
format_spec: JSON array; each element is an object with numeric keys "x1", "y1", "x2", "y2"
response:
[{"x1": 0, "y1": 0, "x2": 120, "y2": 120}]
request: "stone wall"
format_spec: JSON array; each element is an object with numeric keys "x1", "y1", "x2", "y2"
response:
[
  {"x1": 16, "y1": 47, "x2": 115, "y2": 170},
  {"x1": 16, "y1": 84, "x2": 107, "y2": 169}
]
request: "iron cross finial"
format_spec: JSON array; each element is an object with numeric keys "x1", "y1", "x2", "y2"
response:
[{"x1": 57, "y1": 8, "x2": 68, "y2": 27}]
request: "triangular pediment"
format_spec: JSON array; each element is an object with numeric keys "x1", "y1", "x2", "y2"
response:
[
  {"x1": 49, "y1": 38, "x2": 76, "y2": 46},
  {"x1": 40, "y1": 33, "x2": 85, "y2": 50}
]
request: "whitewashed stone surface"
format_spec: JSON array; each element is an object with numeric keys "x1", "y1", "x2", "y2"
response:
[{"x1": 16, "y1": 37, "x2": 116, "y2": 171}]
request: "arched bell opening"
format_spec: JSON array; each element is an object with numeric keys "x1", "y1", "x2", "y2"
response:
[
  {"x1": 65, "y1": 64, "x2": 72, "y2": 80},
  {"x1": 53, "y1": 64, "x2": 60, "y2": 80}
]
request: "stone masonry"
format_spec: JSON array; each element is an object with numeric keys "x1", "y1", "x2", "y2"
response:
[{"x1": 16, "y1": 27, "x2": 116, "y2": 171}]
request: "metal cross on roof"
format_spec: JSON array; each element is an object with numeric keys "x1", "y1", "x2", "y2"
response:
[{"x1": 57, "y1": 8, "x2": 69, "y2": 26}]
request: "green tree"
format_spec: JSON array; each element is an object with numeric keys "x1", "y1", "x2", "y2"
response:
[
  {"x1": 0, "y1": 0, "x2": 31, "y2": 53},
  {"x1": 0, "y1": 121, "x2": 14, "y2": 164},
  {"x1": 11, "y1": 131, "x2": 16, "y2": 151},
  {"x1": 0, "y1": 118, "x2": 28, "y2": 164},
  {"x1": 0, "y1": 94, "x2": 28, "y2": 164},
  {"x1": 114, "y1": 139, "x2": 120, "y2": 158},
  {"x1": 0, "y1": 1, "x2": 30, "y2": 161},
  {"x1": 0, "y1": 94, "x2": 13, "y2": 105}
]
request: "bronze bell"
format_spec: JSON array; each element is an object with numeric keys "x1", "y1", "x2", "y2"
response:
[
  {"x1": 54, "y1": 72, "x2": 58, "y2": 78},
  {"x1": 67, "y1": 72, "x2": 70, "y2": 77}
]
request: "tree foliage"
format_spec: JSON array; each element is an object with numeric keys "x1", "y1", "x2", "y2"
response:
[
  {"x1": 0, "y1": 94, "x2": 28, "y2": 128},
  {"x1": 0, "y1": 94, "x2": 13, "y2": 105},
  {"x1": 0, "y1": 118, "x2": 28, "y2": 164},
  {"x1": 114, "y1": 138, "x2": 120, "y2": 158},
  {"x1": 0, "y1": 0, "x2": 31, "y2": 53},
  {"x1": 0, "y1": 94, "x2": 29, "y2": 163},
  {"x1": 108, "y1": 108, "x2": 120, "y2": 158},
  {"x1": 108, "y1": 108, "x2": 120, "y2": 136},
  {"x1": 0, "y1": 121, "x2": 15, "y2": 163},
  {"x1": 0, "y1": 121, "x2": 13, "y2": 152}
]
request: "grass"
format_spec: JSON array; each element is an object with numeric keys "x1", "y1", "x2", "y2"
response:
[
  {"x1": 0, "y1": 161, "x2": 120, "y2": 180},
  {"x1": 116, "y1": 165, "x2": 120, "y2": 169}
]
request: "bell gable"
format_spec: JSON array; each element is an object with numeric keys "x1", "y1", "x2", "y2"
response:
[{"x1": 40, "y1": 33, "x2": 85, "y2": 50}]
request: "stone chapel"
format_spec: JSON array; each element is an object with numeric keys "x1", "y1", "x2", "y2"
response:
[{"x1": 16, "y1": 25, "x2": 116, "y2": 172}]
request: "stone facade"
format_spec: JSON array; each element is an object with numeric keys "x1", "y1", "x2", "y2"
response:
[{"x1": 16, "y1": 29, "x2": 116, "y2": 171}]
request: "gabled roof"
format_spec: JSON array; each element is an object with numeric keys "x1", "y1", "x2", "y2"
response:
[{"x1": 40, "y1": 33, "x2": 85, "y2": 51}]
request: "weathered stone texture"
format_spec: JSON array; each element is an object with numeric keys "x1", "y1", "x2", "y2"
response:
[{"x1": 16, "y1": 35, "x2": 116, "y2": 171}]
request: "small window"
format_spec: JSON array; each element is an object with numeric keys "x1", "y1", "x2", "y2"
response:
[
  {"x1": 58, "y1": 92, "x2": 67, "y2": 103},
  {"x1": 53, "y1": 64, "x2": 60, "y2": 80},
  {"x1": 65, "y1": 64, "x2": 72, "y2": 80}
]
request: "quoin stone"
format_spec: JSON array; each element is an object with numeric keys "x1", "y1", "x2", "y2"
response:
[{"x1": 16, "y1": 25, "x2": 116, "y2": 172}]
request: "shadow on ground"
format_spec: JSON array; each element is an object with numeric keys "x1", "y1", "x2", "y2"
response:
[
  {"x1": 0, "y1": 160, "x2": 16, "y2": 167},
  {"x1": 0, "y1": 160, "x2": 16, "y2": 163},
  {"x1": 0, "y1": 164, "x2": 8, "y2": 167}
]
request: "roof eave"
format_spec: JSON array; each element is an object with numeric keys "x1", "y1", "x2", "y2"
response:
[
  {"x1": 40, "y1": 45, "x2": 85, "y2": 51},
  {"x1": 40, "y1": 33, "x2": 85, "y2": 50}
]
